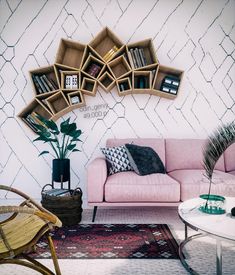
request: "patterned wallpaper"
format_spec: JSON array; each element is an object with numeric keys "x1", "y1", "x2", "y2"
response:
[{"x1": 0, "y1": 0, "x2": 234, "y2": 204}]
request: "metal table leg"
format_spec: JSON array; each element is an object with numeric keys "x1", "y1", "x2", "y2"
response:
[{"x1": 216, "y1": 239, "x2": 222, "y2": 275}]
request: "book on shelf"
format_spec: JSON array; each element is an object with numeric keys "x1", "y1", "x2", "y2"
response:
[
  {"x1": 42, "y1": 74, "x2": 56, "y2": 91},
  {"x1": 40, "y1": 75, "x2": 51, "y2": 92},
  {"x1": 31, "y1": 111, "x2": 46, "y2": 127},
  {"x1": 32, "y1": 75, "x2": 43, "y2": 94},
  {"x1": 129, "y1": 48, "x2": 137, "y2": 68},
  {"x1": 33, "y1": 74, "x2": 58, "y2": 93},
  {"x1": 119, "y1": 82, "x2": 129, "y2": 91},
  {"x1": 72, "y1": 75, "x2": 78, "y2": 89},
  {"x1": 65, "y1": 75, "x2": 72, "y2": 89},
  {"x1": 103, "y1": 45, "x2": 119, "y2": 62},
  {"x1": 70, "y1": 95, "x2": 80, "y2": 105},
  {"x1": 87, "y1": 63, "x2": 101, "y2": 77},
  {"x1": 134, "y1": 48, "x2": 142, "y2": 68},
  {"x1": 160, "y1": 75, "x2": 180, "y2": 95},
  {"x1": 65, "y1": 74, "x2": 78, "y2": 89},
  {"x1": 34, "y1": 75, "x2": 47, "y2": 93},
  {"x1": 22, "y1": 117, "x2": 38, "y2": 132},
  {"x1": 128, "y1": 47, "x2": 147, "y2": 68},
  {"x1": 139, "y1": 48, "x2": 147, "y2": 66},
  {"x1": 127, "y1": 51, "x2": 134, "y2": 68},
  {"x1": 137, "y1": 76, "x2": 146, "y2": 89}
]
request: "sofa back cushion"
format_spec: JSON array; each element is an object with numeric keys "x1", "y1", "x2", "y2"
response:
[
  {"x1": 165, "y1": 139, "x2": 225, "y2": 172},
  {"x1": 106, "y1": 138, "x2": 166, "y2": 165},
  {"x1": 224, "y1": 142, "x2": 235, "y2": 172}
]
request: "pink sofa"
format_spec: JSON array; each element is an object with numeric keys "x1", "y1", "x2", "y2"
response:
[{"x1": 87, "y1": 138, "x2": 235, "y2": 221}]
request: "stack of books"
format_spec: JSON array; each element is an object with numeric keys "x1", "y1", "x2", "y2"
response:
[
  {"x1": 127, "y1": 47, "x2": 147, "y2": 69},
  {"x1": 160, "y1": 75, "x2": 180, "y2": 95},
  {"x1": 44, "y1": 188, "x2": 71, "y2": 197},
  {"x1": 103, "y1": 46, "x2": 119, "y2": 62},
  {"x1": 32, "y1": 74, "x2": 58, "y2": 94},
  {"x1": 65, "y1": 75, "x2": 78, "y2": 89},
  {"x1": 71, "y1": 95, "x2": 81, "y2": 105},
  {"x1": 137, "y1": 76, "x2": 147, "y2": 89},
  {"x1": 119, "y1": 82, "x2": 129, "y2": 92},
  {"x1": 87, "y1": 63, "x2": 101, "y2": 77},
  {"x1": 22, "y1": 111, "x2": 46, "y2": 132}
]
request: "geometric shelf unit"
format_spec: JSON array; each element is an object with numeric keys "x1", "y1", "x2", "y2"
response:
[{"x1": 18, "y1": 27, "x2": 184, "y2": 132}]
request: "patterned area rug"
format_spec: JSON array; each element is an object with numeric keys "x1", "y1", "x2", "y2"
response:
[{"x1": 32, "y1": 224, "x2": 180, "y2": 259}]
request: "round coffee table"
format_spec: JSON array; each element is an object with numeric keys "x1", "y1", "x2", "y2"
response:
[{"x1": 178, "y1": 197, "x2": 235, "y2": 275}]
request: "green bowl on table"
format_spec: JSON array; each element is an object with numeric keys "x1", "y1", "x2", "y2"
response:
[{"x1": 199, "y1": 194, "x2": 226, "y2": 215}]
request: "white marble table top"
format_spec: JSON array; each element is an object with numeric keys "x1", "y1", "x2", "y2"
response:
[{"x1": 178, "y1": 197, "x2": 235, "y2": 241}]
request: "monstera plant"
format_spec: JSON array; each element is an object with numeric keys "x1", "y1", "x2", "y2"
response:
[
  {"x1": 33, "y1": 115, "x2": 82, "y2": 189},
  {"x1": 202, "y1": 121, "x2": 235, "y2": 213}
]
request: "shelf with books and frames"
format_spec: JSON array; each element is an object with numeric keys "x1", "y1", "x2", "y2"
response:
[
  {"x1": 98, "y1": 71, "x2": 115, "y2": 92},
  {"x1": 30, "y1": 65, "x2": 59, "y2": 95},
  {"x1": 61, "y1": 71, "x2": 80, "y2": 90},
  {"x1": 18, "y1": 99, "x2": 53, "y2": 132},
  {"x1": 81, "y1": 77, "x2": 97, "y2": 96},
  {"x1": 67, "y1": 91, "x2": 85, "y2": 110},
  {"x1": 19, "y1": 27, "x2": 184, "y2": 133},
  {"x1": 116, "y1": 75, "x2": 132, "y2": 96},
  {"x1": 132, "y1": 71, "x2": 152, "y2": 93},
  {"x1": 127, "y1": 39, "x2": 158, "y2": 70},
  {"x1": 89, "y1": 27, "x2": 124, "y2": 62},
  {"x1": 82, "y1": 54, "x2": 105, "y2": 79},
  {"x1": 152, "y1": 65, "x2": 184, "y2": 99},
  {"x1": 54, "y1": 63, "x2": 79, "y2": 88}
]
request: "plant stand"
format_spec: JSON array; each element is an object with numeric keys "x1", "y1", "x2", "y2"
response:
[{"x1": 41, "y1": 186, "x2": 83, "y2": 226}]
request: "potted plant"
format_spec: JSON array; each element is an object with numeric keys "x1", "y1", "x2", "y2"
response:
[
  {"x1": 32, "y1": 115, "x2": 82, "y2": 189},
  {"x1": 32, "y1": 115, "x2": 83, "y2": 225},
  {"x1": 201, "y1": 121, "x2": 235, "y2": 214}
]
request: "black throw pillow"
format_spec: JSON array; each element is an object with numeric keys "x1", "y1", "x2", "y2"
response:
[{"x1": 124, "y1": 144, "x2": 166, "y2": 176}]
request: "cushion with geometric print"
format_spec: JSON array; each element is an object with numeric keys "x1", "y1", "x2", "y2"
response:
[{"x1": 100, "y1": 145, "x2": 133, "y2": 175}]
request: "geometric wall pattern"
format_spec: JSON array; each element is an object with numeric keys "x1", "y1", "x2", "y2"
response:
[{"x1": 0, "y1": 0, "x2": 234, "y2": 205}]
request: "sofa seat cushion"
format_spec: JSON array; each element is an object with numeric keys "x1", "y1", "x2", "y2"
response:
[
  {"x1": 104, "y1": 171, "x2": 180, "y2": 202},
  {"x1": 168, "y1": 170, "x2": 235, "y2": 201}
]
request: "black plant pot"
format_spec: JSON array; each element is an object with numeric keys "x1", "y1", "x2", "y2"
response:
[{"x1": 52, "y1": 159, "x2": 70, "y2": 188}]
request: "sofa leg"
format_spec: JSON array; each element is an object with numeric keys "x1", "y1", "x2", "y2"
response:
[{"x1": 92, "y1": 206, "x2": 98, "y2": 222}]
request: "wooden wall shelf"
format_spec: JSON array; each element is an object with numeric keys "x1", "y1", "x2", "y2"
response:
[{"x1": 19, "y1": 27, "x2": 184, "y2": 132}]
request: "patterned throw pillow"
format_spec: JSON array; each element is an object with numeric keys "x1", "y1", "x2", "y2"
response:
[{"x1": 101, "y1": 146, "x2": 133, "y2": 175}]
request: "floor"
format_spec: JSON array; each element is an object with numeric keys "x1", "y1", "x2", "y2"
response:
[{"x1": 1, "y1": 207, "x2": 235, "y2": 275}]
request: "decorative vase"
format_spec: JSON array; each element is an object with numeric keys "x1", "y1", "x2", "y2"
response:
[
  {"x1": 52, "y1": 159, "x2": 70, "y2": 189},
  {"x1": 199, "y1": 194, "x2": 226, "y2": 215}
]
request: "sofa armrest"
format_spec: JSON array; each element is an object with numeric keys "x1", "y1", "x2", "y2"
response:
[{"x1": 87, "y1": 158, "x2": 107, "y2": 203}]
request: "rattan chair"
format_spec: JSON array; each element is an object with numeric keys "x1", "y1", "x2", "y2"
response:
[{"x1": 0, "y1": 185, "x2": 62, "y2": 275}]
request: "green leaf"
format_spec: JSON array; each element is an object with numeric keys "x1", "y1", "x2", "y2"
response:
[
  {"x1": 43, "y1": 138, "x2": 57, "y2": 143},
  {"x1": 33, "y1": 136, "x2": 49, "y2": 142},
  {"x1": 60, "y1": 118, "x2": 70, "y2": 132},
  {"x1": 70, "y1": 129, "x2": 82, "y2": 138},
  {"x1": 71, "y1": 138, "x2": 82, "y2": 142},
  {"x1": 67, "y1": 144, "x2": 76, "y2": 151},
  {"x1": 72, "y1": 149, "x2": 81, "y2": 152},
  {"x1": 38, "y1": 151, "x2": 49, "y2": 157}
]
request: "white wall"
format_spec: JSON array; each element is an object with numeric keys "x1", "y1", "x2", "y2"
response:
[{"x1": 0, "y1": 0, "x2": 234, "y2": 206}]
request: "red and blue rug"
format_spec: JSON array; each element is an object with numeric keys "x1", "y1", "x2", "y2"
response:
[{"x1": 33, "y1": 224, "x2": 180, "y2": 259}]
